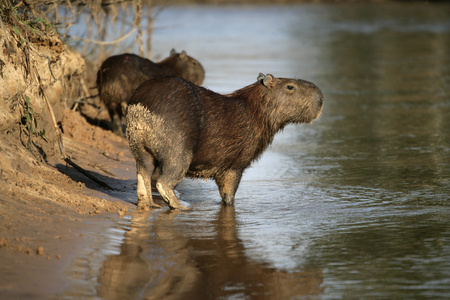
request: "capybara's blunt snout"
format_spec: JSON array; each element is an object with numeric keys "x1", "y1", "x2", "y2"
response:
[
  {"x1": 313, "y1": 84, "x2": 324, "y2": 119},
  {"x1": 297, "y1": 79, "x2": 324, "y2": 122},
  {"x1": 309, "y1": 82, "x2": 324, "y2": 108}
]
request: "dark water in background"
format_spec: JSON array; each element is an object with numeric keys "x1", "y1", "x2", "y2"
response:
[{"x1": 60, "y1": 3, "x2": 450, "y2": 299}]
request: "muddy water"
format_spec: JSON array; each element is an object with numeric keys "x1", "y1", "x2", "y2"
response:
[{"x1": 60, "y1": 3, "x2": 449, "y2": 299}]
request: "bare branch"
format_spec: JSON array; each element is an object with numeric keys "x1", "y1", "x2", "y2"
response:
[{"x1": 69, "y1": 27, "x2": 137, "y2": 45}]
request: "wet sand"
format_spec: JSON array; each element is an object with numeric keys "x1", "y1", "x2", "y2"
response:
[{"x1": 0, "y1": 110, "x2": 135, "y2": 299}]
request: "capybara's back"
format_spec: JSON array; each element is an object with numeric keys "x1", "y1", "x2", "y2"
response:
[
  {"x1": 126, "y1": 73, "x2": 323, "y2": 210},
  {"x1": 97, "y1": 49, "x2": 205, "y2": 136}
]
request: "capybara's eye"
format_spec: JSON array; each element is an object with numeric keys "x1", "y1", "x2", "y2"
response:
[{"x1": 286, "y1": 85, "x2": 295, "y2": 90}]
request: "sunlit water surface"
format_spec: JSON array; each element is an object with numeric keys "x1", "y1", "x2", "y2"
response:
[{"x1": 59, "y1": 3, "x2": 449, "y2": 299}]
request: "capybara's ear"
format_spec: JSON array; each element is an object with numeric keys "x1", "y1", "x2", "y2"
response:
[
  {"x1": 170, "y1": 48, "x2": 177, "y2": 56},
  {"x1": 261, "y1": 74, "x2": 275, "y2": 88},
  {"x1": 257, "y1": 73, "x2": 265, "y2": 82},
  {"x1": 180, "y1": 50, "x2": 187, "y2": 60}
]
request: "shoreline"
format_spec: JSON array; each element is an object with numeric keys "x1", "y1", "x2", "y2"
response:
[{"x1": 0, "y1": 110, "x2": 136, "y2": 299}]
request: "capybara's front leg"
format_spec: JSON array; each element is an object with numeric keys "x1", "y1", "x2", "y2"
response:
[
  {"x1": 111, "y1": 111, "x2": 124, "y2": 137},
  {"x1": 216, "y1": 170, "x2": 243, "y2": 206},
  {"x1": 156, "y1": 183, "x2": 188, "y2": 210}
]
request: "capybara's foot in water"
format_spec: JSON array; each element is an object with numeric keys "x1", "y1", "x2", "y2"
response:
[
  {"x1": 156, "y1": 183, "x2": 189, "y2": 210},
  {"x1": 137, "y1": 200, "x2": 162, "y2": 210},
  {"x1": 136, "y1": 174, "x2": 161, "y2": 209},
  {"x1": 222, "y1": 196, "x2": 234, "y2": 206}
]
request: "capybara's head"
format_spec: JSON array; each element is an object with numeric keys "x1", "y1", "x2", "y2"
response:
[
  {"x1": 257, "y1": 73, "x2": 323, "y2": 125},
  {"x1": 170, "y1": 49, "x2": 205, "y2": 85}
]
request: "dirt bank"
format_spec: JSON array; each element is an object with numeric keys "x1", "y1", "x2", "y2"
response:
[
  {"x1": 0, "y1": 109, "x2": 141, "y2": 299},
  {"x1": 0, "y1": 9, "x2": 140, "y2": 298}
]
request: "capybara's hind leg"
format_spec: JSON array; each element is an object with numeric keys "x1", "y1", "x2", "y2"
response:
[
  {"x1": 155, "y1": 160, "x2": 190, "y2": 210},
  {"x1": 156, "y1": 183, "x2": 188, "y2": 210},
  {"x1": 136, "y1": 152, "x2": 161, "y2": 209}
]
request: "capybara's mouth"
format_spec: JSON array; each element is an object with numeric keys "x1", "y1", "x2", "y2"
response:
[{"x1": 307, "y1": 96, "x2": 324, "y2": 124}]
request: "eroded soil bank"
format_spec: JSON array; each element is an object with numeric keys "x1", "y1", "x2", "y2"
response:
[
  {"x1": 0, "y1": 109, "x2": 139, "y2": 299},
  {"x1": 0, "y1": 12, "x2": 138, "y2": 298}
]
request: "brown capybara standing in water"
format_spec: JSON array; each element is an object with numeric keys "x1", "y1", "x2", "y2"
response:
[
  {"x1": 126, "y1": 73, "x2": 323, "y2": 210},
  {"x1": 96, "y1": 49, "x2": 205, "y2": 136}
]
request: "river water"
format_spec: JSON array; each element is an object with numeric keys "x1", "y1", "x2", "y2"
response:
[{"x1": 60, "y1": 3, "x2": 449, "y2": 299}]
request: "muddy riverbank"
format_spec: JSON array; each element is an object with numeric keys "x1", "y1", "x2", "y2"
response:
[
  {"x1": 0, "y1": 6, "x2": 139, "y2": 297},
  {"x1": 0, "y1": 109, "x2": 138, "y2": 299}
]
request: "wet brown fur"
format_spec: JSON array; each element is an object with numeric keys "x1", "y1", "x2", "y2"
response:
[
  {"x1": 97, "y1": 49, "x2": 205, "y2": 136},
  {"x1": 126, "y1": 74, "x2": 323, "y2": 210}
]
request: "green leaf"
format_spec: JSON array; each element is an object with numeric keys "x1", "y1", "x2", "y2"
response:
[
  {"x1": 40, "y1": 130, "x2": 48, "y2": 143},
  {"x1": 13, "y1": 26, "x2": 20, "y2": 36}
]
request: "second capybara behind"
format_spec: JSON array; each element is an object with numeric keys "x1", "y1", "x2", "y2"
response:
[
  {"x1": 126, "y1": 73, "x2": 323, "y2": 210},
  {"x1": 96, "y1": 49, "x2": 205, "y2": 136}
]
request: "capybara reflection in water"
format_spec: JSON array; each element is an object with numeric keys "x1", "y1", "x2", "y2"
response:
[
  {"x1": 97, "y1": 49, "x2": 205, "y2": 136},
  {"x1": 126, "y1": 73, "x2": 323, "y2": 210}
]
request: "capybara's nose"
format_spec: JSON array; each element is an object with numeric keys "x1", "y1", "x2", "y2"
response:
[{"x1": 319, "y1": 96, "x2": 324, "y2": 107}]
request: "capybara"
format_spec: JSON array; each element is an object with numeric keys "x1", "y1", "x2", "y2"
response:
[
  {"x1": 96, "y1": 49, "x2": 205, "y2": 136},
  {"x1": 126, "y1": 73, "x2": 323, "y2": 210}
]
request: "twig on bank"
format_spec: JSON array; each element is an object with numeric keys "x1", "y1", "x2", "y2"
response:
[
  {"x1": 0, "y1": 15, "x2": 13, "y2": 53},
  {"x1": 27, "y1": 42, "x2": 57, "y2": 81},
  {"x1": 67, "y1": 158, "x2": 112, "y2": 189},
  {"x1": 135, "y1": 0, "x2": 143, "y2": 56},
  {"x1": 32, "y1": 65, "x2": 65, "y2": 156},
  {"x1": 146, "y1": 2, "x2": 153, "y2": 58},
  {"x1": 31, "y1": 52, "x2": 113, "y2": 190},
  {"x1": 69, "y1": 27, "x2": 137, "y2": 45},
  {"x1": 72, "y1": 77, "x2": 92, "y2": 111},
  {"x1": 102, "y1": 152, "x2": 120, "y2": 161},
  {"x1": 89, "y1": 163, "x2": 116, "y2": 177}
]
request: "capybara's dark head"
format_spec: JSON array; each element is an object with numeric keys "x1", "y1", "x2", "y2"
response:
[
  {"x1": 232, "y1": 73, "x2": 323, "y2": 132},
  {"x1": 256, "y1": 73, "x2": 323, "y2": 126},
  {"x1": 169, "y1": 49, "x2": 205, "y2": 85}
]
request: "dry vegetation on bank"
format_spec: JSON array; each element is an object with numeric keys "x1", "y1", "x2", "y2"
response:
[{"x1": 0, "y1": 0, "x2": 135, "y2": 262}]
